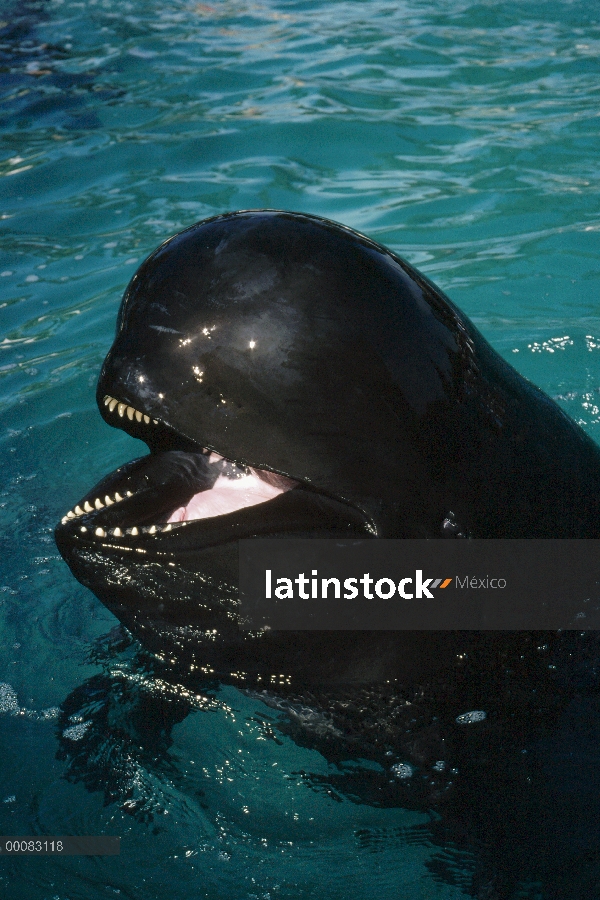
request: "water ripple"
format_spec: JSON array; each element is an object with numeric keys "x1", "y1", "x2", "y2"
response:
[{"x1": 1, "y1": 1, "x2": 600, "y2": 897}]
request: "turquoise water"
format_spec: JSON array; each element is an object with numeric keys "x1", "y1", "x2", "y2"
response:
[{"x1": 1, "y1": 0, "x2": 600, "y2": 897}]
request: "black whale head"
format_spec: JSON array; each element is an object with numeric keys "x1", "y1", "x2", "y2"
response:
[
  {"x1": 55, "y1": 210, "x2": 600, "y2": 678},
  {"x1": 95, "y1": 209, "x2": 477, "y2": 535}
]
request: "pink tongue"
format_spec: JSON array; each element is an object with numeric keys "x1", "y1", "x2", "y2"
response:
[{"x1": 168, "y1": 471, "x2": 289, "y2": 523}]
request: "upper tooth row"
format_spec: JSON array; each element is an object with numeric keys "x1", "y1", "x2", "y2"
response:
[
  {"x1": 103, "y1": 394, "x2": 158, "y2": 425},
  {"x1": 61, "y1": 491, "x2": 133, "y2": 524}
]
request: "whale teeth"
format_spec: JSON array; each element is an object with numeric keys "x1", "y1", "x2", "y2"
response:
[
  {"x1": 104, "y1": 495, "x2": 113, "y2": 506},
  {"x1": 67, "y1": 510, "x2": 76, "y2": 519},
  {"x1": 94, "y1": 498, "x2": 104, "y2": 510},
  {"x1": 61, "y1": 516, "x2": 68, "y2": 525},
  {"x1": 163, "y1": 523, "x2": 172, "y2": 532},
  {"x1": 83, "y1": 501, "x2": 94, "y2": 513},
  {"x1": 95, "y1": 527, "x2": 106, "y2": 537},
  {"x1": 126, "y1": 491, "x2": 133, "y2": 497},
  {"x1": 148, "y1": 525, "x2": 156, "y2": 534},
  {"x1": 112, "y1": 527, "x2": 122, "y2": 537},
  {"x1": 103, "y1": 394, "x2": 156, "y2": 429},
  {"x1": 128, "y1": 526, "x2": 139, "y2": 536},
  {"x1": 74, "y1": 505, "x2": 84, "y2": 516}
]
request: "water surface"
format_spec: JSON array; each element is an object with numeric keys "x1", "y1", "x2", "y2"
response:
[{"x1": 1, "y1": 0, "x2": 600, "y2": 897}]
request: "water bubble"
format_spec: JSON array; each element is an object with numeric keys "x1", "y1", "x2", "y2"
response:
[
  {"x1": 456, "y1": 710, "x2": 486, "y2": 724},
  {"x1": 62, "y1": 721, "x2": 92, "y2": 741},
  {"x1": 0, "y1": 683, "x2": 19, "y2": 713},
  {"x1": 391, "y1": 762, "x2": 414, "y2": 780}
]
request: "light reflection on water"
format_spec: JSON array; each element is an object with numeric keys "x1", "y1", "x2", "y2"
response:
[{"x1": 1, "y1": 0, "x2": 600, "y2": 896}]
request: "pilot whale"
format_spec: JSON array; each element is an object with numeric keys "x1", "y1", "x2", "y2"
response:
[{"x1": 55, "y1": 210, "x2": 600, "y2": 683}]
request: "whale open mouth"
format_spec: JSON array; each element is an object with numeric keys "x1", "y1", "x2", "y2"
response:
[{"x1": 55, "y1": 393, "x2": 373, "y2": 554}]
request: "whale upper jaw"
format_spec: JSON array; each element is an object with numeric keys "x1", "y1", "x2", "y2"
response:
[{"x1": 54, "y1": 389, "x2": 377, "y2": 563}]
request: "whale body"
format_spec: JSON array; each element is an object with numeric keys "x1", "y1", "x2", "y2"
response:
[{"x1": 54, "y1": 210, "x2": 600, "y2": 682}]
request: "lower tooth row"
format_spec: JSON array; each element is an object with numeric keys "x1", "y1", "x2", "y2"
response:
[
  {"x1": 87, "y1": 522, "x2": 186, "y2": 538},
  {"x1": 61, "y1": 491, "x2": 134, "y2": 523}
]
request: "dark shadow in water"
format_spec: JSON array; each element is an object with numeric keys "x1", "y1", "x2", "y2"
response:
[
  {"x1": 0, "y1": 0, "x2": 123, "y2": 132},
  {"x1": 56, "y1": 628, "x2": 200, "y2": 827},
  {"x1": 56, "y1": 629, "x2": 600, "y2": 898}
]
